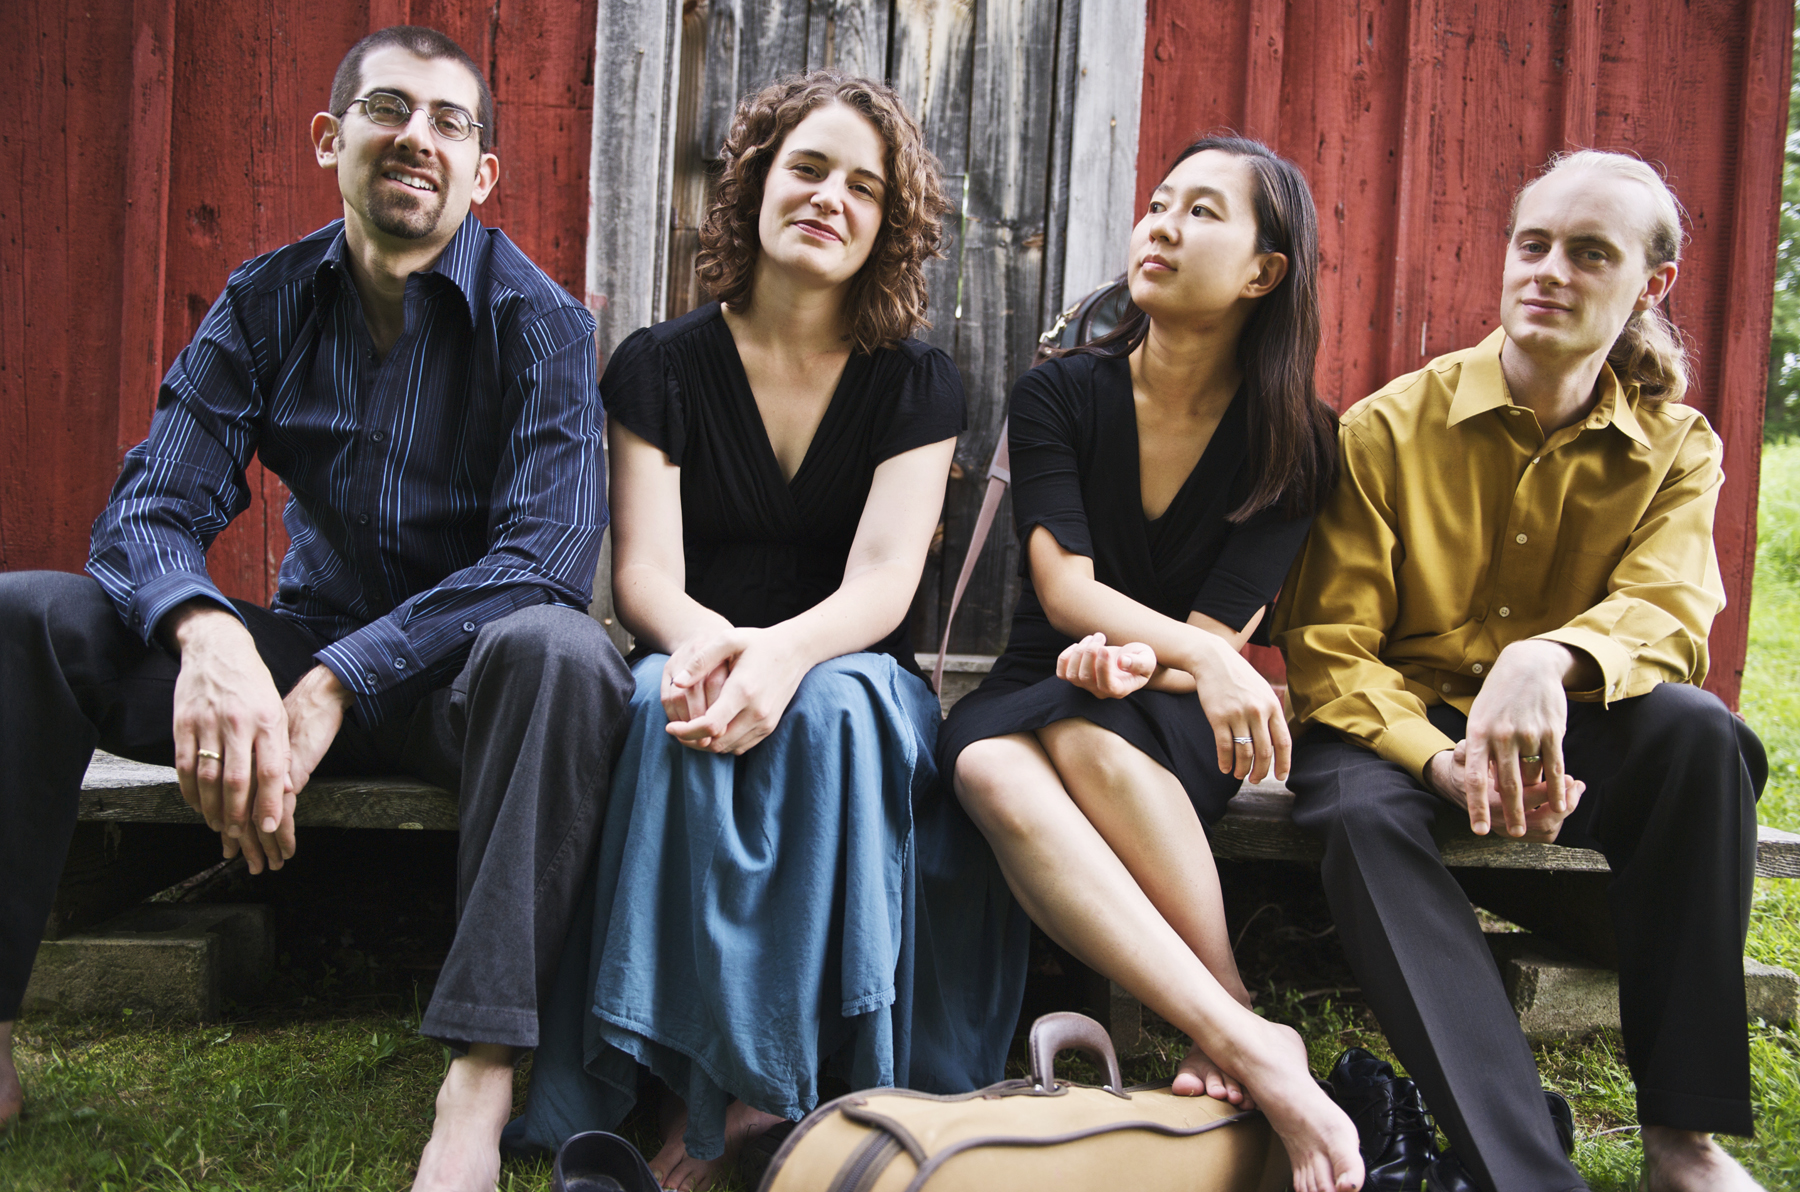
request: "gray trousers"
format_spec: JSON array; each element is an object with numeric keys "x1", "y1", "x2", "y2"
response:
[
  {"x1": 0, "y1": 570, "x2": 634, "y2": 1049},
  {"x1": 1289, "y1": 686, "x2": 1765, "y2": 1192}
]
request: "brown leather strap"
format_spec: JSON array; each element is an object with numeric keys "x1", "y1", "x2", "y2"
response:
[{"x1": 933, "y1": 419, "x2": 1011, "y2": 695}]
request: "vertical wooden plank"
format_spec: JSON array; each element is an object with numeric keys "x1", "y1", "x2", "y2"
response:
[
  {"x1": 1277, "y1": 0, "x2": 1412, "y2": 412},
  {"x1": 665, "y1": 0, "x2": 712, "y2": 322},
  {"x1": 1057, "y1": 0, "x2": 1144, "y2": 308},
  {"x1": 117, "y1": 0, "x2": 177, "y2": 457},
  {"x1": 0, "y1": 0, "x2": 137, "y2": 573},
  {"x1": 1240, "y1": 0, "x2": 1284, "y2": 143},
  {"x1": 944, "y1": 0, "x2": 1060, "y2": 653},
  {"x1": 587, "y1": 0, "x2": 684, "y2": 354},
  {"x1": 806, "y1": 0, "x2": 892, "y2": 76},
  {"x1": 1383, "y1": 0, "x2": 1441, "y2": 383},
  {"x1": 1705, "y1": 0, "x2": 1791, "y2": 706},
  {"x1": 892, "y1": 0, "x2": 976, "y2": 654},
  {"x1": 1559, "y1": 0, "x2": 1599, "y2": 148}
]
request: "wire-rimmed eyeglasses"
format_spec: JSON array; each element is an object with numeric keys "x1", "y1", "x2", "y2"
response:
[{"x1": 344, "y1": 91, "x2": 483, "y2": 143}]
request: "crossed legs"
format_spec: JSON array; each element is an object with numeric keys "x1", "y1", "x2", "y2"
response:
[{"x1": 954, "y1": 719, "x2": 1362, "y2": 1192}]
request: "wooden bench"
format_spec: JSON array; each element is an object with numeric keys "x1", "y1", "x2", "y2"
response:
[{"x1": 61, "y1": 657, "x2": 1800, "y2": 1037}]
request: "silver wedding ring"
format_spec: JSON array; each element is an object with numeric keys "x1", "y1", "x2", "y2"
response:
[
  {"x1": 1232, "y1": 736, "x2": 1254, "y2": 745},
  {"x1": 196, "y1": 749, "x2": 222, "y2": 761},
  {"x1": 1519, "y1": 754, "x2": 1542, "y2": 763}
]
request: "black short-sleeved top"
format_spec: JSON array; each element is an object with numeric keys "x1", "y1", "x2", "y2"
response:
[
  {"x1": 603, "y1": 302, "x2": 967, "y2": 673},
  {"x1": 937, "y1": 351, "x2": 1316, "y2": 822}
]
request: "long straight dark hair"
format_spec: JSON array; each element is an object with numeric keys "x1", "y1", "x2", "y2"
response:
[{"x1": 1068, "y1": 135, "x2": 1338, "y2": 522}]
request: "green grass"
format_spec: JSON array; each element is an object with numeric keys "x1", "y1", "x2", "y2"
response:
[{"x1": 8, "y1": 448, "x2": 1800, "y2": 1190}]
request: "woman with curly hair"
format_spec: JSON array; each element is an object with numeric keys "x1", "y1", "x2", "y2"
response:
[{"x1": 504, "y1": 71, "x2": 961, "y2": 1189}]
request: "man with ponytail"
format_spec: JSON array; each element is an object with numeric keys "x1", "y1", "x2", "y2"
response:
[{"x1": 1275, "y1": 151, "x2": 1766, "y2": 1191}]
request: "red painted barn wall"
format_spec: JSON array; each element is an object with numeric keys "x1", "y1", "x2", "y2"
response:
[
  {"x1": 1, "y1": 0, "x2": 596, "y2": 606},
  {"x1": 1140, "y1": 0, "x2": 1793, "y2": 708}
]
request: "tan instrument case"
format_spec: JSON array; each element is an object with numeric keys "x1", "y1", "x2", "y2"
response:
[{"x1": 758, "y1": 1012, "x2": 1291, "y2": 1192}]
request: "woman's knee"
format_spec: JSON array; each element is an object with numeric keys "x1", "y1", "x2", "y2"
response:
[
  {"x1": 1039, "y1": 721, "x2": 1145, "y2": 793},
  {"x1": 953, "y1": 739, "x2": 1047, "y2": 840}
]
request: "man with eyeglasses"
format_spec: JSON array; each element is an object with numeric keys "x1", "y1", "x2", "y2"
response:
[{"x1": 0, "y1": 26, "x2": 633, "y2": 1192}]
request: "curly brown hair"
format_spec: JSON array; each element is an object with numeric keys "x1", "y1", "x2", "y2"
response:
[{"x1": 695, "y1": 70, "x2": 950, "y2": 353}]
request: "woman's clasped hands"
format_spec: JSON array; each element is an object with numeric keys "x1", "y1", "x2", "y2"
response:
[{"x1": 660, "y1": 626, "x2": 811, "y2": 755}]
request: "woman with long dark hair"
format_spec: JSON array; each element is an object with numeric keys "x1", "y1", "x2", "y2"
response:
[
  {"x1": 932, "y1": 137, "x2": 1361, "y2": 1192},
  {"x1": 506, "y1": 71, "x2": 961, "y2": 1190}
]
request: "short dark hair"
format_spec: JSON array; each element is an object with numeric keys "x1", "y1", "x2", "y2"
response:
[
  {"x1": 695, "y1": 70, "x2": 951, "y2": 354},
  {"x1": 330, "y1": 26, "x2": 495, "y2": 153},
  {"x1": 1068, "y1": 136, "x2": 1337, "y2": 522}
]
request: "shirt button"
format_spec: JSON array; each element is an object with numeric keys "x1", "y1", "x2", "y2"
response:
[
  {"x1": 357, "y1": 513, "x2": 371, "y2": 526},
  {"x1": 370, "y1": 430, "x2": 386, "y2": 443},
  {"x1": 1531, "y1": 457, "x2": 1541, "y2": 465},
  {"x1": 1498, "y1": 606, "x2": 1511, "y2": 617},
  {"x1": 463, "y1": 621, "x2": 477, "y2": 632},
  {"x1": 394, "y1": 657, "x2": 407, "y2": 670},
  {"x1": 365, "y1": 673, "x2": 378, "y2": 686},
  {"x1": 1472, "y1": 663, "x2": 1484, "y2": 674},
  {"x1": 1508, "y1": 409, "x2": 1522, "y2": 416},
  {"x1": 1441, "y1": 683, "x2": 1453, "y2": 693},
  {"x1": 1515, "y1": 533, "x2": 1528, "y2": 544}
]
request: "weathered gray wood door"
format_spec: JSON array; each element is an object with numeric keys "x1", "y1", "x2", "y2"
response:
[{"x1": 586, "y1": 0, "x2": 1145, "y2": 657}]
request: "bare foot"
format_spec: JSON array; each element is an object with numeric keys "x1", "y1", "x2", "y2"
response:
[
  {"x1": 649, "y1": 1094, "x2": 787, "y2": 1191},
  {"x1": 0, "y1": 1021, "x2": 21, "y2": 1129},
  {"x1": 412, "y1": 1043, "x2": 519, "y2": 1192},
  {"x1": 1641, "y1": 1126, "x2": 1764, "y2": 1191},
  {"x1": 1228, "y1": 1020, "x2": 1363, "y2": 1192},
  {"x1": 1172, "y1": 1040, "x2": 1251, "y2": 1108}
]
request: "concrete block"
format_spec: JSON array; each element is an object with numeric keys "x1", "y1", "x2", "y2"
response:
[
  {"x1": 1746, "y1": 959, "x2": 1798, "y2": 1028},
  {"x1": 1489, "y1": 934, "x2": 1619, "y2": 1040},
  {"x1": 1489, "y1": 934, "x2": 1798, "y2": 1039},
  {"x1": 23, "y1": 903, "x2": 272, "y2": 1021}
]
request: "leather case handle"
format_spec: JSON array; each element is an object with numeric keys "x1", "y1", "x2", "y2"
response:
[{"x1": 1028, "y1": 1012, "x2": 1125, "y2": 1096}]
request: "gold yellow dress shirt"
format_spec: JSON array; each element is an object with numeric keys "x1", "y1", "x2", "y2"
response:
[{"x1": 1272, "y1": 328, "x2": 1727, "y2": 782}]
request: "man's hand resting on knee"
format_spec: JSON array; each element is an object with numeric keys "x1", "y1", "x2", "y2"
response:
[
  {"x1": 1425, "y1": 639, "x2": 1595, "y2": 841},
  {"x1": 165, "y1": 602, "x2": 346, "y2": 873}
]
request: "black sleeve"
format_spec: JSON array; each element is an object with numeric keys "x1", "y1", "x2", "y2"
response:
[
  {"x1": 1006, "y1": 359, "x2": 1093, "y2": 563},
  {"x1": 1192, "y1": 505, "x2": 1317, "y2": 633},
  {"x1": 872, "y1": 343, "x2": 968, "y2": 462},
  {"x1": 600, "y1": 326, "x2": 684, "y2": 464}
]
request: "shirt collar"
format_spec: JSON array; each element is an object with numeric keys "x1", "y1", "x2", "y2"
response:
[
  {"x1": 1445, "y1": 326, "x2": 1650, "y2": 448},
  {"x1": 312, "y1": 213, "x2": 487, "y2": 327}
]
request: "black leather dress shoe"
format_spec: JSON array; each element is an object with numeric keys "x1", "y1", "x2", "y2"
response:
[
  {"x1": 1326, "y1": 1048, "x2": 1437, "y2": 1191},
  {"x1": 1424, "y1": 1149, "x2": 1479, "y2": 1192},
  {"x1": 1544, "y1": 1088, "x2": 1576, "y2": 1156}
]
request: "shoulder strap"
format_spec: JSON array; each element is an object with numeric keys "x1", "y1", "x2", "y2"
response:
[{"x1": 933, "y1": 418, "x2": 1010, "y2": 695}]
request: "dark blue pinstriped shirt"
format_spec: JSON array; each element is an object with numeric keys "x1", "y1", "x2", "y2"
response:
[{"x1": 88, "y1": 215, "x2": 606, "y2": 727}]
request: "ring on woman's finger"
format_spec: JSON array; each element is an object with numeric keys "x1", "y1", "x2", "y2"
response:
[
  {"x1": 196, "y1": 749, "x2": 222, "y2": 761},
  {"x1": 1519, "y1": 754, "x2": 1542, "y2": 763},
  {"x1": 1232, "y1": 736, "x2": 1254, "y2": 746}
]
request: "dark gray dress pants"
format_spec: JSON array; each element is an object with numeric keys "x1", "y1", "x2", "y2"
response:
[
  {"x1": 0, "y1": 570, "x2": 633, "y2": 1049},
  {"x1": 1289, "y1": 684, "x2": 1765, "y2": 1192}
]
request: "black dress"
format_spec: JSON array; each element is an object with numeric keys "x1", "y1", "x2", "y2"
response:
[
  {"x1": 936, "y1": 350, "x2": 1315, "y2": 824},
  {"x1": 602, "y1": 301, "x2": 965, "y2": 672}
]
